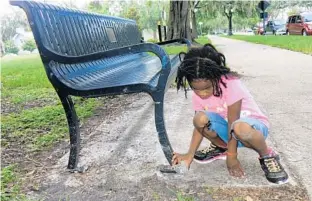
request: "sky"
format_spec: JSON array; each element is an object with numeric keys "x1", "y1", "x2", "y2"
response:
[{"x1": 0, "y1": 0, "x2": 89, "y2": 17}]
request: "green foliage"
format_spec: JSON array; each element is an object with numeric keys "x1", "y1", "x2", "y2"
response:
[
  {"x1": 267, "y1": 0, "x2": 312, "y2": 10},
  {"x1": 163, "y1": 36, "x2": 211, "y2": 55},
  {"x1": 176, "y1": 191, "x2": 195, "y2": 201},
  {"x1": 124, "y1": 7, "x2": 140, "y2": 23},
  {"x1": 4, "y1": 40, "x2": 19, "y2": 54},
  {"x1": 147, "y1": 39, "x2": 158, "y2": 43},
  {"x1": 287, "y1": 8, "x2": 300, "y2": 16},
  {"x1": 87, "y1": 0, "x2": 109, "y2": 14},
  {"x1": 196, "y1": 1, "x2": 259, "y2": 32},
  {"x1": 1, "y1": 165, "x2": 36, "y2": 201},
  {"x1": 1, "y1": 54, "x2": 103, "y2": 200},
  {"x1": 195, "y1": 36, "x2": 212, "y2": 45},
  {"x1": 139, "y1": 1, "x2": 169, "y2": 31},
  {"x1": 1, "y1": 165, "x2": 23, "y2": 201},
  {"x1": 22, "y1": 39, "x2": 36, "y2": 52},
  {"x1": 1, "y1": 11, "x2": 29, "y2": 42},
  {"x1": 1, "y1": 55, "x2": 102, "y2": 150},
  {"x1": 87, "y1": 0, "x2": 169, "y2": 32}
]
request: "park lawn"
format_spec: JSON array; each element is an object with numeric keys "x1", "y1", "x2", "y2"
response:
[
  {"x1": 1, "y1": 54, "x2": 102, "y2": 200},
  {"x1": 164, "y1": 36, "x2": 211, "y2": 54},
  {"x1": 1, "y1": 54, "x2": 101, "y2": 151},
  {"x1": 225, "y1": 35, "x2": 312, "y2": 55}
]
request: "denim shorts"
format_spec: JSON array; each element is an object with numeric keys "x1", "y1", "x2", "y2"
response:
[{"x1": 203, "y1": 112, "x2": 269, "y2": 147}]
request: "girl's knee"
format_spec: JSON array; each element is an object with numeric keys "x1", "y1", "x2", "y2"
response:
[
  {"x1": 232, "y1": 122, "x2": 253, "y2": 141},
  {"x1": 193, "y1": 111, "x2": 209, "y2": 128}
]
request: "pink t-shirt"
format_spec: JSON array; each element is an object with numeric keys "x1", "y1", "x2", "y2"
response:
[{"x1": 192, "y1": 76, "x2": 269, "y2": 128}]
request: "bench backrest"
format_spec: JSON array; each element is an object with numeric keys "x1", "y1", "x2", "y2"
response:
[{"x1": 11, "y1": 1, "x2": 142, "y2": 58}]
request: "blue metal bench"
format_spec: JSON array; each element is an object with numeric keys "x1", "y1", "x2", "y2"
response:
[{"x1": 11, "y1": 1, "x2": 191, "y2": 170}]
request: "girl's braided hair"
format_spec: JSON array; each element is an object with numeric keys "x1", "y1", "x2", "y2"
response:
[{"x1": 176, "y1": 43, "x2": 238, "y2": 98}]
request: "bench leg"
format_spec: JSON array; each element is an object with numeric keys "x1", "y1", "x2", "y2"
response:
[
  {"x1": 152, "y1": 93, "x2": 174, "y2": 165},
  {"x1": 57, "y1": 93, "x2": 80, "y2": 170}
]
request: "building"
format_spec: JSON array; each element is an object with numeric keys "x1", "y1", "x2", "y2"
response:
[{"x1": 12, "y1": 27, "x2": 34, "y2": 50}]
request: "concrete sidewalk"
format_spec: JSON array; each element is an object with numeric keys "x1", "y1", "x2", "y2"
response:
[
  {"x1": 209, "y1": 35, "x2": 312, "y2": 198},
  {"x1": 29, "y1": 36, "x2": 311, "y2": 201}
]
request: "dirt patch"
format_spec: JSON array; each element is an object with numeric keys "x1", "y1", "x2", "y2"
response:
[
  {"x1": 206, "y1": 185, "x2": 309, "y2": 201},
  {"x1": 27, "y1": 173, "x2": 310, "y2": 201},
  {"x1": 1, "y1": 98, "x2": 21, "y2": 114}
]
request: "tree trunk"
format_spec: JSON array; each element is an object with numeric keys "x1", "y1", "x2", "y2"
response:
[
  {"x1": 228, "y1": 14, "x2": 233, "y2": 35},
  {"x1": 191, "y1": 2, "x2": 198, "y2": 39},
  {"x1": 224, "y1": 8, "x2": 233, "y2": 36},
  {"x1": 167, "y1": 1, "x2": 193, "y2": 41}
]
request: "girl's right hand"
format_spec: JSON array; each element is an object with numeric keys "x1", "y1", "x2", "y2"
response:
[{"x1": 171, "y1": 152, "x2": 193, "y2": 169}]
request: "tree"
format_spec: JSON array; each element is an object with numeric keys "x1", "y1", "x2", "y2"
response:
[
  {"x1": 22, "y1": 39, "x2": 36, "y2": 51},
  {"x1": 87, "y1": 0, "x2": 109, "y2": 14},
  {"x1": 191, "y1": 1, "x2": 200, "y2": 39},
  {"x1": 1, "y1": 10, "x2": 29, "y2": 42},
  {"x1": 196, "y1": 1, "x2": 258, "y2": 34},
  {"x1": 139, "y1": 1, "x2": 169, "y2": 33},
  {"x1": 167, "y1": 1, "x2": 193, "y2": 41},
  {"x1": 223, "y1": 1, "x2": 235, "y2": 35},
  {"x1": 1, "y1": 41, "x2": 5, "y2": 56},
  {"x1": 124, "y1": 7, "x2": 140, "y2": 23},
  {"x1": 4, "y1": 40, "x2": 19, "y2": 54},
  {"x1": 123, "y1": 6, "x2": 141, "y2": 31},
  {"x1": 267, "y1": 0, "x2": 312, "y2": 19}
]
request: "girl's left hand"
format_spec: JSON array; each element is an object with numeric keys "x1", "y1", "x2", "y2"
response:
[
  {"x1": 172, "y1": 152, "x2": 193, "y2": 169},
  {"x1": 226, "y1": 156, "x2": 245, "y2": 178}
]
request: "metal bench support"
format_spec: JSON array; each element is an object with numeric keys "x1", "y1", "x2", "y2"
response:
[
  {"x1": 152, "y1": 92, "x2": 174, "y2": 166},
  {"x1": 57, "y1": 92, "x2": 80, "y2": 169}
]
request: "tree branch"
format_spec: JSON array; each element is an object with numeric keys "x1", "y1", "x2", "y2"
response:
[
  {"x1": 223, "y1": 5, "x2": 230, "y2": 18},
  {"x1": 194, "y1": 0, "x2": 200, "y2": 8}
]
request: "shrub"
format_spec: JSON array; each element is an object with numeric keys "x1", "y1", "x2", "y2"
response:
[
  {"x1": 4, "y1": 40, "x2": 18, "y2": 54},
  {"x1": 146, "y1": 38, "x2": 158, "y2": 43},
  {"x1": 22, "y1": 39, "x2": 36, "y2": 51}
]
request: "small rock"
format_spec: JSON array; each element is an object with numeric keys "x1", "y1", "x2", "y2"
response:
[
  {"x1": 64, "y1": 177, "x2": 83, "y2": 188},
  {"x1": 245, "y1": 196, "x2": 253, "y2": 201},
  {"x1": 174, "y1": 161, "x2": 188, "y2": 174},
  {"x1": 26, "y1": 170, "x2": 35, "y2": 176}
]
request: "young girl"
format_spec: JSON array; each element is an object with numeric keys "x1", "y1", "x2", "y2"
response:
[{"x1": 172, "y1": 44, "x2": 288, "y2": 184}]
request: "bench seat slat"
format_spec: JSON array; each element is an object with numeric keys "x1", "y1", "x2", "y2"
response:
[{"x1": 50, "y1": 54, "x2": 178, "y2": 91}]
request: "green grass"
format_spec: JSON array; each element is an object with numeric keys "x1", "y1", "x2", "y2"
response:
[
  {"x1": 1, "y1": 55, "x2": 101, "y2": 150},
  {"x1": 2, "y1": 98, "x2": 99, "y2": 150},
  {"x1": 195, "y1": 36, "x2": 212, "y2": 45},
  {"x1": 224, "y1": 35, "x2": 312, "y2": 54},
  {"x1": 176, "y1": 192, "x2": 195, "y2": 201},
  {"x1": 164, "y1": 36, "x2": 211, "y2": 55},
  {"x1": 1, "y1": 54, "x2": 102, "y2": 200},
  {"x1": 0, "y1": 165, "x2": 31, "y2": 201}
]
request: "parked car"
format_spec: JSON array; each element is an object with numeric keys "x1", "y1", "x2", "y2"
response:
[
  {"x1": 286, "y1": 12, "x2": 312, "y2": 36},
  {"x1": 265, "y1": 19, "x2": 287, "y2": 35}
]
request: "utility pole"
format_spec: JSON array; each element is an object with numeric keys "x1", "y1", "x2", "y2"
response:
[{"x1": 258, "y1": 1, "x2": 270, "y2": 35}]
